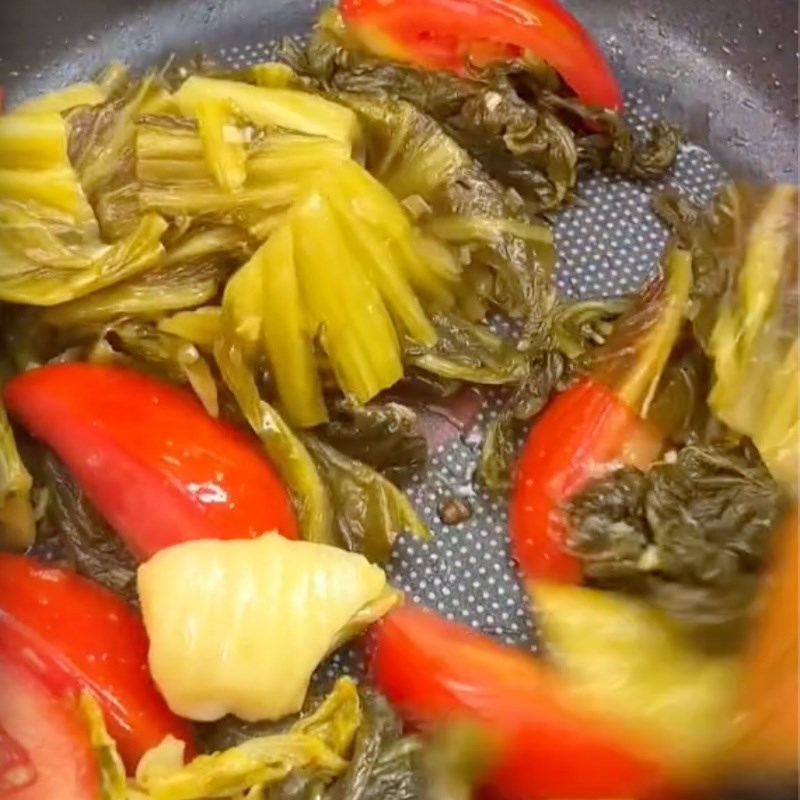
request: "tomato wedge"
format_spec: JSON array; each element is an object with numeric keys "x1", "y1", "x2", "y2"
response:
[
  {"x1": 372, "y1": 605, "x2": 673, "y2": 799},
  {"x1": 510, "y1": 377, "x2": 662, "y2": 583},
  {"x1": 510, "y1": 248, "x2": 692, "y2": 583},
  {"x1": 340, "y1": 0, "x2": 622, "y2": 110},
  {"x1": 0, "y1": 554, "x2": 195, "y2": 772},
  {"x1": 3, "y1": 363, "x2": 298, "y2": 559},
  {"x1": 0, "y1": 650, "x2": 99, "y2": 800}
]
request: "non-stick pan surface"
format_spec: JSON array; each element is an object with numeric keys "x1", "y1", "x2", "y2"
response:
[{"x1": 0, "y1": 0, "x2": 798, "y2": 663}]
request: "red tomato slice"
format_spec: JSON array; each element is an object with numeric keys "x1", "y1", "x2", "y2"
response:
[
  {"x1": 340, "y1": 0, "x2": 622, "y2": 110},
  {"x1": 371, "y1": 604, "x2": 673, "y2": 800},
  {"x1": 3, "y1": 363, "x2": 298, "y2": 560},
  {"x1": 0, "y1": 650, "x2": 99, "y2": 800},
  {"x1": 0, "y1": 554, "x2": 195, "y2": 772},
  {"x1": 510, "y1": 377, "x2": 662, "y2": 583}
]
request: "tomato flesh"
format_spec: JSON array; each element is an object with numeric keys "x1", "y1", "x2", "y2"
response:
[
  {"x1": 0, "y1": 554, "x2": 195, "y2": 772},
  {"x1": 341, "y1": 0, "x2": 622, "y2": 110},
  {"x1": 371, "y1": 605, "x2": 671, "y2": 799},
  {"x1": 510, "y1": 378, "x2": 662, "y2": 583},
  {"x1": 3, "y1": 363, "x2": 298, "y2": 560},
  {"x1": 0, "y1": 651, "x2": 99, "y2": 800}
]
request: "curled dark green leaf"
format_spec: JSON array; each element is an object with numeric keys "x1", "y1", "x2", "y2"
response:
[
  {"x1": 33, "y1": 449, "x2": 138, "y2": 601},
  {"x1": 566, "y1": 441, "x2": 787, "y2": 644},
  {"x1": 405, "y1": 312, "x2": 529, "y2": 386},
  {"x1": 321, "y1": 400, "x2": 427, "y2": 485},
  {"x1": 302, "y1": 435, "x2": 429, "y2": 565}
]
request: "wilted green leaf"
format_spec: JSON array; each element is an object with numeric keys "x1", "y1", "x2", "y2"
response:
[
  {"x1": 0, "y1": 400, "x2": 35, "y2": 550},
  {"x1": 303, "y1": 435, "x2": 429, "y2": 564},
  {"x1": 566, "y1": 441, "x2": 786, "y2": 645}
]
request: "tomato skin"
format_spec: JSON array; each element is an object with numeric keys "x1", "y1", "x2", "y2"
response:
[
  {"x1": 0, "y1": 554, "x2": 195, "y2": 772},
  {"x1": 0, "y1": 649, "x2": 99, "y2": 800},
  {"x1": 3, "y1": 363, "x2": 298, "y2": 560},
  {"x1": 340, "y1": 0, "x2": 622, "y2": 110},
  {"x1": 510, "y1": 378, "x2": 662, "y2": 583},
  {"x1": 371, "y1": 604, "x2": 672, "y2": 800}
]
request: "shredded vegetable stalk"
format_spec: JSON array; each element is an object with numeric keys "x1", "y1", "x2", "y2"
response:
[
  {"x1": 706, "y1": 184, "x2": 799, "y2": 489},
  {"x1": 0, "y1": 113, "x2": 72, "y2": 170},
  {"x1": 80, "y1": 678, "x2": 362, "y2": 800},
  {"x1": 173, "y1": 76, "x2": 361, "y2": 144},
  {"x1": 292, "y1": 187, "x2": 404, "y2": 405},
  {"x1": 12, "y1": 82, "x2": 107, "y2": 114},
  {"x1": 194, "y1": 98, "x2": 247, "y2": 192},
  {"x1": 214, "y1": 333, "x2": 335, "y2": 546},
  {"x1": 588, "y1": 245, "x2": 694, "y2": 417}
]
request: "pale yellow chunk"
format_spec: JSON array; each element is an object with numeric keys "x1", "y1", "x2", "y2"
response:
[{"x1": 137, "y1": 533, "x2": 388, "y2": 723}]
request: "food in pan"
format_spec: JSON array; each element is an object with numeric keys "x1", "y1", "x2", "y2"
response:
[{"x1": 0, "y1": 1, "x2": 795, "y2": 798}]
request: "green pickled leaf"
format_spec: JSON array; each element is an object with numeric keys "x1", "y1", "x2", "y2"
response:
[
  {"x1": 477, "y1": 296, "x2": 635, "y2": 491},
  {"x1": 13, "y1": 83, "x2": 108, "y2": 115},
  {"x1": 477, "y1": 347, "x2": 569, "y2": 492},
  {"x1": 0, "y1": 213, "x2": 167, "y2": 306},
  {"x1": 406, "y1": 312, "x2": 528, "y2": 386},
  {"x1": 69, "y1": 73, "x2": 161, "y2": 202},
  {"x1": 565, "y1": 441, "x2": 786, "y2": 645},
  {"x1": 306, "y1": 688, "x2": 489, "y2": 800},
  {"x1": 138, "y1": 735, "x2": 345, "y2": 800},
  {"x1": 136, "y1": 678, "x2": 359, "y2": 800},
  {"x1": 289, "y1": 677, "x2": 361, "y2": 756},
  {"x1": 158, "y1": 307, "x2": 222, "y2": 351},
  {"x1": 587, "y1": 244, "x2": 694, "y2": 415},
  {"x1": 79, "y1": 693, "x2": 129, "y2": 800},
  {"x1": 657, "y1": 183, "x2": 799, "y2": 489},
  {"x1": 284, "y1": 20, "x2": 678, "y2": 209},
  {"x1": 173, "y1": 76, "x2": 360, "y2": 144},
  {"x1": 214, "y1": 333, "x2": 335, "y2": 546},
  {"x1": 532, "y1": 582, "x2": 738, "y2": 774},
  {"x1": 42, "y1": 260, "x2": 229, "y2": 327},
  {"x1": 291, "y1": 187, "x2": 403, "y2": 404},
  {"x1": 302, "y1": 435, "x2": 429, "y2": 564},
  {"x1": 33, "y1": 448, "x2": 137, "y2": 601},
  {"x1": 89, "y1": 322, "x2": 220, "y2": 417},
  {"x1": 0, "y1": 400, "x2": 35, "y2": 551},
  {"x1": 321, "y1": 400, "x2": 427, "y2": 485}
]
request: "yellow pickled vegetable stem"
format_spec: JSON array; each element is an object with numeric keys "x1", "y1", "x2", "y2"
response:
[
  {"x1": 616, "y1": 246, "x2": 693, "y2": 414},
  {"x1": 13, "y1": 82, "x2": 106, "y2": 114},
  {"x1": 173, "y1": 76, "x2": 360, "y2": 144},
  {"x1": 194, "y1": 98, "x2": 247, "y2": 192},
  {"x1": 0, "y1": 167, "x2": 86, "y2": 219},
  {"x1": 0, "y1": 113, "x2": 71, "y2": 170},
  {"x1": 292, "y1": 188, "x2": 403, "y2": 404},
  {"x1": 139, "y1": 182, "x2": 299, "y2": 217},
  {"x1": 158, "y1": 307, "x2": 222, "y2": 351},
  {"x1": 326, "y1": 189, "x2": 437, "y2": 347},
  {"x1": 531, "y1": 582, "x2": 738, "y2": 778},
  {"x1": 707, "y1": 185, "x2": 799, "y2": 489},
  {"x1": 328, "y1": 160, "x2": 458, "y2": 310},
  {"x1": 254, "y1": 224, "x2": 328, "y2": 427}
]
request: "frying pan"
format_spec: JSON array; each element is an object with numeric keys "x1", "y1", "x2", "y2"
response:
[{"x1": 1, "y1": 0, "x2": 798, "y2": 745}]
